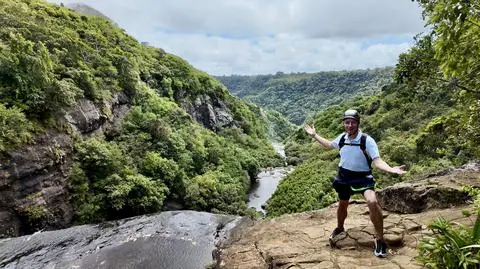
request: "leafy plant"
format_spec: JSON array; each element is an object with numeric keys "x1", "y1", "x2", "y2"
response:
[
  {"x1": 0, "y1": 104, "x2": 35, "y2": 152},
  {"x1": 417, "y1": 212, "x2": 480, "y2": 269}
]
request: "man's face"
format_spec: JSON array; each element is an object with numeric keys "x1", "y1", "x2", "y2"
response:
[{"x1": 343, "y1": 119, "x2": 359, "y2": 135}]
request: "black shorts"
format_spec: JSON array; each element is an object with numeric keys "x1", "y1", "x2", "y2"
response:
[{"x1": 332, "y1": 167, "x2": 375, "y2": 200}]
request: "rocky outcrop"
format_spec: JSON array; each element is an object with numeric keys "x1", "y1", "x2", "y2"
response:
[
  {"x1": 216, "y1": 203, "x2": 474, "y2": 269},
  {"x1": 182, "y1": 94, "x2": 236, "y2": 131},
  {"x1": 64, "y1": 92, "x2": 130, "y2": 135},
  {"x1": 377, "y1": 163, "x2": 479, "y2": 213},
  {"x1": 215, "y1": 165, "x2": 479, "y2": 268},
  {"x1": 0, "y1": 131, "x2": 74, "y2": 238},
  {"x1": 0, "y1": 211, "x2": 243, "y2": 269},
  {"x1": 0, "y1": 92, "x2": 131, "y2": 238}
]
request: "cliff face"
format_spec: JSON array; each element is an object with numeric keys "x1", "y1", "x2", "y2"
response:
[
  {"x1": 0, "y1": 131, "x2": 73, "y2": 237},
  {"x1": 182, "y1": 94, "x2": 235, "y2": 132},
  {"x1": 0, "y1": 92, "x2": 129, "y2": 238},
  {"x1": 0, "y1": 90, "x2": 238, "y2": 238}
]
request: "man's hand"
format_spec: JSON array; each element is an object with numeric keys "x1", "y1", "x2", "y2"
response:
[
  {"x1": 304, "y1": 124, "x2": 316, "y2": 136},
  {"x1": 372, "y1": 159, "x2": 407, "y2": 175},
  {"x1": 390, "y1": 165, "x2": 407, "y2": 175},
  {"x1": 304, "y1": 125, "x2": 334, "y2": 150}
]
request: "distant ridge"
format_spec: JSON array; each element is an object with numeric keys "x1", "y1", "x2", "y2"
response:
[
  {"x1": 65, "y1": 2, "x2": 113, "y2": 22},
  {"x1": 217, "y1": 67, "x2": 393, "y2": 124}
]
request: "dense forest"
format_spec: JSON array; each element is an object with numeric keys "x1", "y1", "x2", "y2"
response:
[
  {"x1": 0, "y1": 0, "x2": 283, "y2": 225},
  {"x1": 217, "y1": 68, "x2": 393, "y2": 124}
]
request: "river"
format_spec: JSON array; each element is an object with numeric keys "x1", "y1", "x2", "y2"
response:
[{"x1": 247, "y1": 142, "x2": 294, "y2": 213}]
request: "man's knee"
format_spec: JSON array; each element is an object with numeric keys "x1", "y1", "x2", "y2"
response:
[
  {"x1": 338, "y1": 199, "x2": 349, "y2": 209},
  {"x1": 363, "y1": 190, "x2": 378, "y2": 207}
]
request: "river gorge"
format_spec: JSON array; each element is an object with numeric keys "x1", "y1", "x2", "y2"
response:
[{"x1": 0, "y1": 143, "x2": 293, "y2": 268}]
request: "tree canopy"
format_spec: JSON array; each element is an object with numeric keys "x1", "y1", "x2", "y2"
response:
[{"x1": 217, "y1": 68, "x2": 393, "y2": 124}]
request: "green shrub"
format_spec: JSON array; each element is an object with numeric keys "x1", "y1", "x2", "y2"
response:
[
  {"x1": 417, "y1": 212, "x2": 480, "y2": 269},
  {"x1": 0, "y1": 104, "x2": 35, "y2": 152},
  {"x1": 105, "y1": 173, "x2": 168, "y2": 215}
]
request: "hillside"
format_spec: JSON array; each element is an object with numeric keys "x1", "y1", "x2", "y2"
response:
[
  {"x1": 0, "y1": 0, "x2": 282, "y2": 237},
  {"x1": 216, "y1": 68, "x2": 393, "y2": 124}
]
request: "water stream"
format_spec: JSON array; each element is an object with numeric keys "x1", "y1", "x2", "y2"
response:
[{"x1": 247, "y1": 142, "x2": 294, "y2": 213}]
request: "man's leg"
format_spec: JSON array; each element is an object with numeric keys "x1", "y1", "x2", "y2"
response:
[
  {"x1": 337, "y1": 199, "x2": 349, "y2": 229},
  {"x1": 330, "y1": 184, "x2": 350, "y2": 242},
  {"x1": 363, "y1": 189, "x2": 383, "y2": 239},
  {"x1": 364, "y1": 189, "x2": 388, "y2": 257}
]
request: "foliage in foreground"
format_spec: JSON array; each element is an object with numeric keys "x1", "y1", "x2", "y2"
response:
[{"x1": 417, "y1": 210, "x2": 480, "y2": 269}]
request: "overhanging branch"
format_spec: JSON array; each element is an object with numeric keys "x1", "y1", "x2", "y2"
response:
[{"x1": 437, "y1": 78, "x2": 480, "y2": 94}]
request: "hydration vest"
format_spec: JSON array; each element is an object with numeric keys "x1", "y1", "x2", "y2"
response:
[{"x1": 338, "y1": 133, "x2": 372, "y2": 170}]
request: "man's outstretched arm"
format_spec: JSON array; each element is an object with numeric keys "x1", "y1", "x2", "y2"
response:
[
  {"x1": 372, "y1": 157, "x2": 406, "y2": 175},
  {"x1": 304, "y1": 124, "x2": 335, "y2": 150}
]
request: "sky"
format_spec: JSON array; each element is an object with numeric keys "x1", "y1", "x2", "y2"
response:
[{"x1": 46, "y1": 0, "x2": 427, "y2": 76}]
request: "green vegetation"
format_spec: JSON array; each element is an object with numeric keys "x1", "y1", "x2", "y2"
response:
[
  {"x1": 418, "y1": 211, "x2": 480, "y2": 268},
  {"x1": 0, "y1": 103, "x2": 35, "y2": 151},
  {"x1": 413, "y1": 1, "x2": 480, "y2": 266},
  {"x1": 217, "y1": 68, "x2": 393, "y2": 124},
  {"x1": 264, "y1": 109, "x2": 297, "y2": 142},
  {"x1": 0, "y1": 0, "x2": 282, "y2": 224},
  {"x1": 262, "y1": 0, "x2": 480, "y2": 266}
]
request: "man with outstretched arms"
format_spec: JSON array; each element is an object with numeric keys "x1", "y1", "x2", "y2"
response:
[{"x1": 304, "y1": 109, "x2": 406, "y2": 258}]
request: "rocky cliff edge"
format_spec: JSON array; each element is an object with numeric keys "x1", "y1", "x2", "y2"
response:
[{"x1": 215, "y1": 163, "x2": 480, "y2": 269}]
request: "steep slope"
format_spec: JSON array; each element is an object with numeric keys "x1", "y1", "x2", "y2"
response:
[
  {"x1": 217, "y1": 68, "x2": 393, "y2": 124},
  {"x1": 0, "y1": 0, "x2": 281, "y2": 237}
]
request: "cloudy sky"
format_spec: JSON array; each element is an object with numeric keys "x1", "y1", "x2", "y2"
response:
[{"x1": 46, "y1": 0, "x2": 427, "y2": 76}]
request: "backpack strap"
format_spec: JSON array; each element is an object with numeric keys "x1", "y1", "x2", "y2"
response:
[
  {"x1": 360, "y1": 133, "x2": 372, "y2": 169},
  {"x1": 338, "y1": 134, "x2": 346, "y2": 149}
]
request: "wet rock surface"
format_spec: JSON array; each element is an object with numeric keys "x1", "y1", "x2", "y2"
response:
[{"x1": 0, "y1": 211, "x2": 244, "y2": 269}]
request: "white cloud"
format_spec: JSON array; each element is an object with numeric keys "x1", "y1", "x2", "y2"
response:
[{"x1": 46, "y1": 0, "x2": 427, "y2": 75}]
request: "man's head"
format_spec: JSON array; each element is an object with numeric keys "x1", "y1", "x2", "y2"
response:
[{"x1": 342, "y1": 109, "x2": 360, "y2": 136}]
